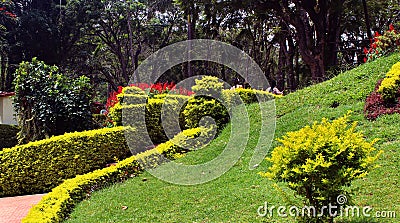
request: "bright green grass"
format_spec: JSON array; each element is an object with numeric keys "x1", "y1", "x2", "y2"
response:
[{"x1": 67, "y1": 53, "x2": 400, "y2": 222}]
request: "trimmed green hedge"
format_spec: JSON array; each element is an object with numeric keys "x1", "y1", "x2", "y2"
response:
[
  {"x1": 0, "y1": 124, "x2": 19, "y2": 150},
  {"x1": 22, "y1": 127, "x2": 204, "y2": 223},
  {"x1": 222, "y1": 88, "x2": 281, "y2": 105},
  {"x1": 0, "y1": 126, "x2": 145, "y2": 197},
  {"x1": 111, "y1": 97, "x2": 188, "y2": 144}
]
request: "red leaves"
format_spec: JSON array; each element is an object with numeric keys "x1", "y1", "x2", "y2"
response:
[
  {"x1": 389, "y1": 23, "x2": 395, "y2": 32},
  {"x1": 364, "y1": 79, "x2": 400, "y2": 120}
]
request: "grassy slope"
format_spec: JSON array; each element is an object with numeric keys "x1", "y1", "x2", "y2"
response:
[{"x1": 67, "y1": 54, "x2": 400, "y2": 223}]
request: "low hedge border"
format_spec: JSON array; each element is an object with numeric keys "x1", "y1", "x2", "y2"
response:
[
  {"x1": 0, "y1": 126, "x2": 143, "y2": 197},
  {"x1": 222, "y1": 88, "x2": 282, "y2": 105},
  {"x1": 22, "y1": 127, "x2": 204, "y2": 223}
]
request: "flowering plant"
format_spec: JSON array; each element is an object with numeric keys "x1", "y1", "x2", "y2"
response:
[{"x1": 364, "y1": 24, "x2": 400, "y2": 63}]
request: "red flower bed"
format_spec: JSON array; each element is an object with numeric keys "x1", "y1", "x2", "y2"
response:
[{"x1": 364, "y1": 79, "x2": 400, "y2": 120}]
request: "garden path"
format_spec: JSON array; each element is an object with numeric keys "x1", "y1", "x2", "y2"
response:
[{"x1": 0, "y1": 194, "x2": 44, "y2": 223}]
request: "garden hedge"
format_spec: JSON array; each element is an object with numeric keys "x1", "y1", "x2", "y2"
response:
[
  {"x1": 0, "y1": 126, "x2": 146, "y2": 197},
  {"x1": 0, "y1": 124, "x2": 19, "y2": 150},
  {"x1": 222, "y1": 88, "x2": 281, "y2": 105},
  {"x1": 22, "y1": 127, "x2": 204, "y2": 223}
]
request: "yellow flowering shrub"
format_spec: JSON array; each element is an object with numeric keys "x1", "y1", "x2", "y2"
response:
[
  {"x1": 378, "y1": 62, "x2": 400, "y2": 102},
  {"x1": 22, "y1": 127, "x2": 204, "y2": 223},
  {"x1": 259, "y1": 112, "x2": 382, "y2": 222},
  {"x1": 0, "y1": 126, "x2": 140, "y2": 197}
]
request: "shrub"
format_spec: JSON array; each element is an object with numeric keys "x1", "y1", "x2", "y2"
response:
[
  {"x1": 0, "y1": 124, "x2": 19, "y2": 150},
  {"x1": 22, "y1": 127, "x2": 205, "y2": 223},
  {"x1": 364, "y1": 24, "x2": 400, "y2": 62},
  {"x1": 192, "y1": 76, "x2": 224, "y2": 97},
  {"x1": 365, "y1": 79, "x2": 400, "y2": 120},
  {"x1": 377, "y1": 62, "x2": 400, "y2": 102},
  {"x1": 0, "y1": 126, "x2": 146, "y2": 197},
  {"x1": 13, "y1": 58, "x2": 93, "y2": 144},
  {"x1": 183, "y1": 96, "x2": 229, "y2": 132},
  {"x1": 259, "y1": 113, "x2": 382, "y2": 223},
  {"x1": 222, "y1": 88, "x2": 281, "y2": 105},
  {"x1": 364, "y1": 62, "x2": 400, "y2": 120}
]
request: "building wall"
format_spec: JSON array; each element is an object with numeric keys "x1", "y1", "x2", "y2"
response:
[{"x1": 0, "y1": 96, "x2": 17, "y2": 125}]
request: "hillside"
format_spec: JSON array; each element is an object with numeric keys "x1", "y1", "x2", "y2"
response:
[{"x1": 66, "y1": 53, "x2": 400, "y2": 223}]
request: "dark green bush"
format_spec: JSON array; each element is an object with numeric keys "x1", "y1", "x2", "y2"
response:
[
  {"x1": 13, "y1": 58, "x2": 93, "y2": 144},
  {"x1": 0, "y1": 126, "x2": 145, "y2": 197},
  {"x1": 0, "y1": 124, "x2": 19, "y2": 150},
  {"x1": 183, "y1": 96, "x2": 229, "y2": 132}
]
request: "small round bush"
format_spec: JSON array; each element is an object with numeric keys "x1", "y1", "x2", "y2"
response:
[
  {"x1": 259, "y1": 112, "x2": 382, "y2": 223},
  {"x1": 192, "y1": 76, "x2": 224, "y2": 97}
]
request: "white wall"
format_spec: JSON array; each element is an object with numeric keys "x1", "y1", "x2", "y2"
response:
[{"x1": 0, "y1": 96, "x2": 17, "y2": 125}]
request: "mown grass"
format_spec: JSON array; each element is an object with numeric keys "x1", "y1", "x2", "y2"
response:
[{"x1": 66, "y1": 53, "x2": 400, "y2": 222}]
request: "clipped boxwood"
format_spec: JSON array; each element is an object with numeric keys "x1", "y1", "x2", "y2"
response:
[
  {"x1": 112, "y1": 97, "x2": 186, "y2": 144},
  {"x1": 0, "y1": 126, "x2": 145, "y2": 197},
  {"x1": 22, "y1": 127, "x2": 204, "y2": 223},
  {"x1": 222, "y1": 88, "x2": 281, "y2": 106},
  {"x1": 0, "y1": 124, "x2": 19, "y2": 150},
  {"x1": 183, "y1": 96, "x2": 229, "y2": 132}
]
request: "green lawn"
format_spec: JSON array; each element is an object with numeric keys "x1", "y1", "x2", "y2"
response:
[{"x1": 66, "y1": 53, "x2": 400, "y2": 222}]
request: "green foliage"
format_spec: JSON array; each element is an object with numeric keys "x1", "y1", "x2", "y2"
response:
[
  {"x1": 109, "y1": 88, "x2": 190, "y2": 144},
  {"x1": 183, "y1": 96, "x2": 229, "y2": 132},
  {"x1": 22, "y1": 127, "x2": 204, "y2": 223},
  {"x1": 13, "y1": 58, "x2": 93, "y2": 144},
  {"x1": 222, "y1": 88, "x2": 281, "y2": 105},
  {"x1": 260, "y1": 113, "x2": 382, "y2": 222},
  {"x1": 192, "y1": 76, "x2": 224, "y2": 97},
  {"x1": 377, "y1": 62, "x2": 400, "y2": 102},
  {"x1": 0, "y1": 126, "x2": 144, "y2": 197},
  {"x1": 0, "y1": 124, "x2": 18, "y2": 150}
]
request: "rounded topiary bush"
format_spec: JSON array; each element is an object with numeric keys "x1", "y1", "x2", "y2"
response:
[{"x1": 259, "y1": 112, "x2": 382, "y2": 223}]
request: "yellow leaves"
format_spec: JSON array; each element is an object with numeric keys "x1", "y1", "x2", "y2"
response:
[
  {"x1": 378, "y1": 62, "x2": 400, "y2": 101},
  {"x1": 23, "y1": 127, "x2": 203, "y2": 223},
  {"x1": 259, "y1": 112, "x2": 381, "y2": 203}
]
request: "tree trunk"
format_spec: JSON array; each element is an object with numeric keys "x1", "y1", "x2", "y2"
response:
[{"x1": 362, "y1": 0, "x2": 373, "y2": 40}]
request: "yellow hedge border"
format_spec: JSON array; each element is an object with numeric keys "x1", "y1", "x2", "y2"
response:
[
  {"x1": 22, "y1": 127, "x2": 203, "y2": 223},
  {"x1": 0, "y1": 126, "x2": 137, "y2": 197}
]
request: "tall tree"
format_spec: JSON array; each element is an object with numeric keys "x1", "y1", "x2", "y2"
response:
[{"x1": 251, "y1": 0, "x2": 345, "y2": 83}]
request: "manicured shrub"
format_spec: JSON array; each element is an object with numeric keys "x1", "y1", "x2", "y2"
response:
[
  {"x1": 22, "y1": 127, "x2": 205, "y2": 223},
  {"x1": 259, "y1": 113, "x2": 382, "y2": 223},
  {"x1": 377, "y1": 62, "x2": 400, "y2": 102},
  {"x1": 0, "y1": 126, "x2": 146, "y2": 197},
  {"x1": 222, "y1": 88, "x2": 281, "y2": 106},
  {"x1": 192, "y1": 76, "x2": 224, "y2": 97},
  {"x1": 0, "y1": 124, "x2": 19, "y2": 150},
  {"x1": 183, "y1": 96, "x2": 229, "y2": 132}
]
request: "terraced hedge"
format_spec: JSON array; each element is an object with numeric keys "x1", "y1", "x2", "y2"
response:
[
  {"x1": 22, "y1": 127, "x2": 204, "y2": 223},
  {"x1": 0, "y1": 126, "x2": 146, "y2": 197}
]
